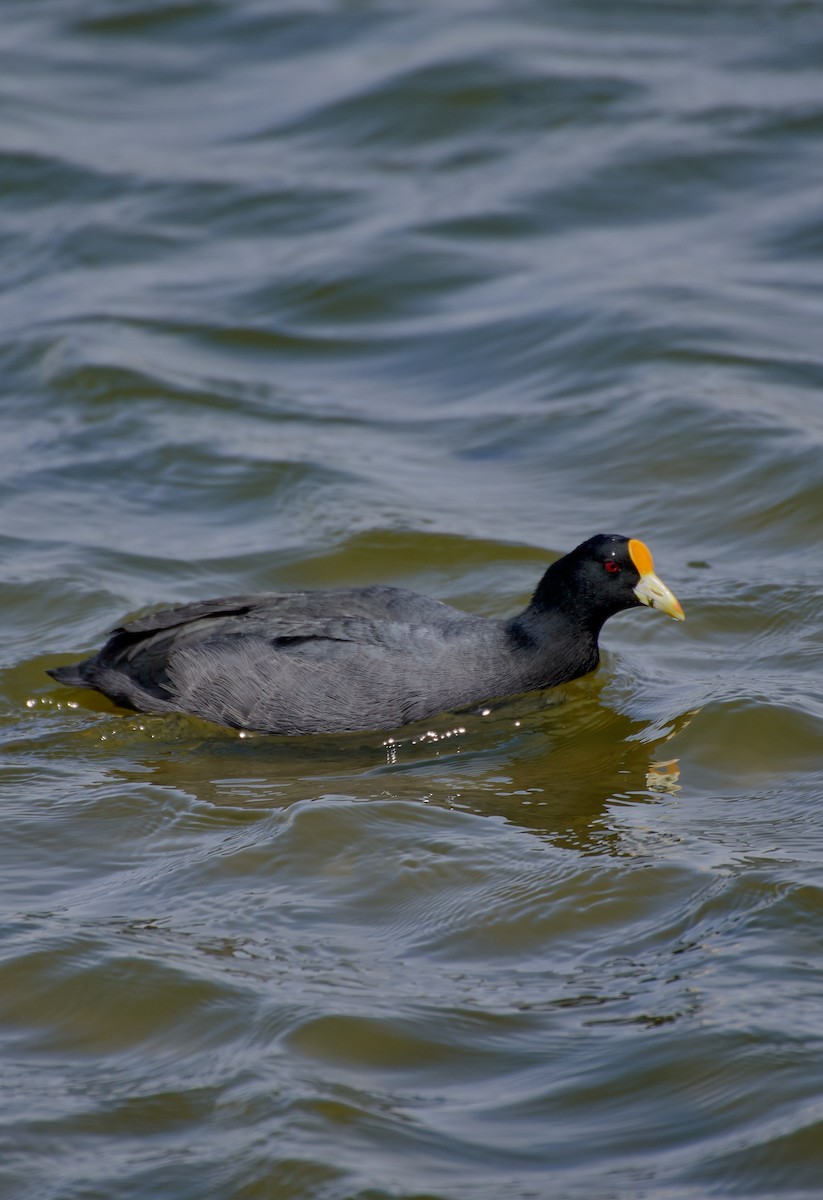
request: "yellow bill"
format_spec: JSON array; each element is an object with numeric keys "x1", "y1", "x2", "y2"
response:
[{"x1": 629, "y1": 538, "x2": 685, "y2": 621}]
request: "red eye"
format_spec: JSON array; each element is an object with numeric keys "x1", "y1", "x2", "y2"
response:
[{"x1": 604, "y1": 560, "x2": 620, "y2": 574}]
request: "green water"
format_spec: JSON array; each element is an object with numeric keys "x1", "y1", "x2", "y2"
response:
[{"x1": 1, "y1": 2, "x2": 822, "y2": 1198}]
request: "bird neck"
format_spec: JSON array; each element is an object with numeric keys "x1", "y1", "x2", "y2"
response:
[
  {"x1": 507, "y1": 601, "x2": 600, "y2": 648},
  {"x1": 504, "y1": 599, "x2": 600, "y2": 685},
  {"x1": 528, "y1": 559, "x2": 611, "y2": 638}
]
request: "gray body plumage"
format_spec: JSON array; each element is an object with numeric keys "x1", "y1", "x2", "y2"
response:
[{"x1": 49, "y1": 583, "x2": 598, "y2": 734}]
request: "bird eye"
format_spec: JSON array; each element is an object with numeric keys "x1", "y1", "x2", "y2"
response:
[{"x1": 604, "y1": 560, "x2": 621, "y2": 574}]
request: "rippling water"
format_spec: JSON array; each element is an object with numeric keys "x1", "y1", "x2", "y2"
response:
[{"x1": 2, "y1": 2, "x2": 823, "y2": 1197}]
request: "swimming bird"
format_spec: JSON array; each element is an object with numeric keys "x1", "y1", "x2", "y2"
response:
[{"x1": 47, "y1": 534, "x2": 683, "y2": 735}]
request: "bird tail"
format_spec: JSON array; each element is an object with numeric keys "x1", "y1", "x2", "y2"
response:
[{"x1": 47, "y1": 659, "x2": 94, "y2": 688}]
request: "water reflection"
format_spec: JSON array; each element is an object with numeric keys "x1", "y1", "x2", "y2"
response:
[{"x1": 15, "y1": 680, "x2": 695, "y2": 857}]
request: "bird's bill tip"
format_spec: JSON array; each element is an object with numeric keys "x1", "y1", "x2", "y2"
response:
[{"x1": 633, "y1": 571, "x2": 685, "y2": 621}]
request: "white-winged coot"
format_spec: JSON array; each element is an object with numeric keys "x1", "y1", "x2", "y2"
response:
[{"x1": 48, "y1": 534, "x2": 684, "y2": 734}]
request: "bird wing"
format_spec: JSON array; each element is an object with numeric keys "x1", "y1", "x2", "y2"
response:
[
  {"x1": 113, "y1": 593, "x2": 273, "y2": 636},
  {"x1": 84, "y1": 586, "x2": 485, "y2": 731},
  {"x1": 113, "y1": 584, "x2": 458, "y2": 638}
]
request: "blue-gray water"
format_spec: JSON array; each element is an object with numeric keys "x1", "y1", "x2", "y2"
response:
[{"x1": 2, "y1": 2, "x2": 823, "y2": 1198}]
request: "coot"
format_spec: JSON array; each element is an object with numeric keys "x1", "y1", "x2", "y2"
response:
[{"x1": 48, "y1": 533, "x2": 683, "y2": 735}]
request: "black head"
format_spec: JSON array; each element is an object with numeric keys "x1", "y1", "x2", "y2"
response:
[{"x1": 532, "y1": 534, "x2": 684, "y2": 632}]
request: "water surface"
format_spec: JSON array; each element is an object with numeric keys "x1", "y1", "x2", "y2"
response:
[{"x1": 1, "y1": 2, "x2": 823, "y2": 1198}]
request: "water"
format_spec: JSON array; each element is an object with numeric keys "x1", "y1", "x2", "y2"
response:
[{"x1": 2, "y1": 2, "x2": 823, "y2": 1197}]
